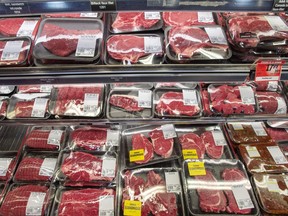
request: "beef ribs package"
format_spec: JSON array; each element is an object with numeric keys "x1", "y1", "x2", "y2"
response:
[
  {"x1": 49, "y1": 84, "x2": 104, "y2": 118},
  {"x1": 7, "y1": 93, "x2": 50, "y2": 119},
  {"x1": 182, "y1": 159, "x2": 259, "y2": 215},
  {"x1": 18, "y1": 85, "x2": 53, "y2": 94},
  {"x1": 67, "y1": 126, "x2": 120, "y2": 151},
  {"x1": 175, "y1": 125, "x2": 233, "y2": 160},
  {"x1": 33, "y1": 18, "x2": 103, "y2": 65},
  {"x1": 105, "y1": 34, "x2": 164, "y2": 65},
  {"x1": 109, "y1": 12, "x2": 163, "y2": 33},
  {"x1": 0, "y1": 85, "x2": 15, "y2": 95},
  {"x1": 123, "y1": 125, "x2": 181, "y2": 169},
  {"x1": 0, "y1": 97, "x2": 8, "y2": 121},
  {"x1": 107, "y1": 89, "x2": 153, "y2": 120},
  {"x1": 154, "y1": 82, "x2": 198, "y2": 89},
  {"x1": 111, "y1": 82, "x2": 153, "y2": 90},
  {"x1": 165, "y1": 26, "x2": 231, "y2": 62},
  {"x1": 154, "y1": 88, "x2": 202, "y2": 118},
  {"x1": 54, "y1": 151, "x2": 117, "y2": 186},
  {"x1": 0, "y1": 152, "x2": 17, "y2": 181},
  {"x1": 14, "y1": 151, "x2": 58, "y2": 182},
  {"x1": 51, "y1": 186, "x2": 116, "y2": 216},
  {"x1": 24, "y1": 126, "x2": 67, "y2": 151},
  {"x1": 119, "y1": 168, "x2": 186, "y2": 216},
  {"x1": 44, "y1": 12, "x2": 102, "y2": 19},
  {"x1": 252, "y1": 173, "x2": 288, "y2": 215}
]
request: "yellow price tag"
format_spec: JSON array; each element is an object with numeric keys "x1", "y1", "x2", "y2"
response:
[
  {"x1": 129, "y1": 149, "x2": 144, "y2": 162},
  {"x1": 188, "y1": 161, "x2": 206, "y2": 176},
  {"x1": 124, "y1": 200, "x2": 141, "y2": 216},
  {"x1": 182, "y1": 149, "x2": 198, "y2": 160}
]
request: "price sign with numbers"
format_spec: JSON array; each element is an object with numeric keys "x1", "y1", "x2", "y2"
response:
[
  {"x1": 99, "y1": 195, "x2": 114, "y2": 216},
  {"x1": 83, "y1": 93, "x2": 99, "y2": 114},
  {"x1": 255, "y1": 60, "x2": 285, "y2": 81}
]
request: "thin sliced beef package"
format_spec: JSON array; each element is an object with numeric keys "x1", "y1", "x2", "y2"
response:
[
  {"x1": 0, "y1": 153, "x2": 17, "y2": 181},
  {"x1": 256, "y1": 91, "x2": 287, "y2": 115},
  {"x1": 18, "y1": 85, "x2": 53, "y2": 93}
]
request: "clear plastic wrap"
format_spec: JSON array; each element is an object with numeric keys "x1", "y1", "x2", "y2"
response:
[
  {"x1": 0, "y1": 97, "x2": 8, "y2": 121},
  {"x1": 256, "y1": 91, "x2": 287, "y2": 115},
  {"x1": 154, "y1": 82, "x2": 197, "y2": 89},
  {"x1": 111, "y1": 83, "x2": 153, "y2": 90},
  {"x1": 0, "y1": 86, "x2": 15, "y2": 95},
  {"x1": 18, "y1": 85, "x2": 53, "y2": 93},
  {"x1": 0, "y1": 152, "x2": 17, "y2": 181},
  {"x1": 251, "y1": 81, "x2": 279, "y2": 92},
  {"x1": 44, "y1": 13, "x2": 102, "y2": 19}
]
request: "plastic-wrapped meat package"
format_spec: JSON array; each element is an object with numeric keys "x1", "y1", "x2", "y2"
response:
[
  {"x1": 163, "y1": 12, "x2": 215, "y2": 26},
  {"x1": 0, "y1": 184, "x2": 50, "y2": 216},
  {"x1": 18, "y1": 85, "x2": 53, "y2": 93},
  {"x1": 266, "y1": 127, "x2": 288, "y2": 142},
  {"x1": 0, "y1": 99, "x2": 7, "y2": 120},
  {"x1": 256, "y1": 92, "x2": 287, "y2": 114},
  {"x1": 0, "y1": 156, "x2": 16, "y2": 181},
  {"x1": 201, "y1": 89, "x2": 213, "y2": 116},
  {"x1": 252, "y1": 81, "x2": 279, "y2": 91},
  {"x1": 280, "y1": 12, "x2": 288, "y2": 22}
]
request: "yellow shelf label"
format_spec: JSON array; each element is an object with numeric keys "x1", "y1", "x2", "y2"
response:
[
  {"x1": 124, "y1": 200, "x2": 141, "y2": 216},
  {"x1": 129, "y1": 149, "x2": 144, "y2": 162},
  {"x1": 188, "y1": 161, "x2": 206, "y2": 176},
  {"x1": 182, "y1": 149, "x2": 198, "y2": 160}
]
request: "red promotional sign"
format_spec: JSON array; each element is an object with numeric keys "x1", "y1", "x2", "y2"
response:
[{"x1": 255, "y1": 60, "x2": 285, "y2": 81}]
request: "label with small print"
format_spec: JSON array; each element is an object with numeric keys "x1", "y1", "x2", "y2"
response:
[
  {"x1": 26, "y1": 192, "x2": 46, "y2": 216},
  {"x1": 231, "y1": 123, "x2": 244, "y2": 130},
  {"x1": 83, "y1": 93, "x2": 99, "y2": 113},
  {"x1": 232, "y1": 185, "x2": 254, "y2": 210},
  {"x1": 198, "y1": 12, "x2": 214, "y2": 23},
  {"x1": 239, "y1": 86, "x2": 256, "y2": 105},
  {"x1": 265, "y1": 16, "x2": 288, "y2": 31},
  {"x1": 251, "y1": 122, "x2": 267, "y2": 136},
  {"x1": 275, "y1": 97, "x2": 287, "y2": 114},
  {"x1": 182, "y1": 89, "x2": 198, "y2": 106},
  {"x1": 267, "y1": 178, "x2": 281, "y2": 192},
  {"x1": 1, "y1": 41, "x2": 23, "y2": 61},
  {"x1": 101, "y1": 158, "x2": 116, "y2": 178},
  {"x1": 267, "y1": 81, "x2": 278, "y2": 91},
  {"x1": 47, "y1": 130, "x2": 63, "y2": 146},
  {"x1": 183, "y1": 149, "x2": 198, "y2": 159},
  {"x1": 246, "y1": 146, "x2": 261, "y2": 158},
  {"x1": 212, "y1": 131, "x2": 227, "y2": 146},
  {"x1": 144, "y1": 37, "x2": 162, "y2": 53},
  {"x1": 205, "y1": 27, "x2": 227, "y2": 45},
  {"x1": 0, "y1": 158, "x2": 13, "y2": 176},
  {"x1": 75, "y1": 35, "x2": 97, "y2": 57},
  {"x1": 284, "y1": 177, "x2": 288, "y2": 188},
  {"x1": 144, "y1": 12, "x2": 160, "y2": 20},
  {"x1": 99, "y1": 195, "x2": 114, "y2": 216},
  {"x1": 80, "y1": 12, "x2": 98, "y2": 17},
  {"x1": 40, "y1": 85, "x2": 52, "y2": 93},
  {"x1": 267, "y1": 146, "x2": 288, "y2": 164},
  {"x1": 31, "y1": 98, "x2": 48, "y2": 118},
  {"x1": 129, "y1": 149, "x2": 144, "y2": 162},
  {"x1": 161, "y1": 124, "x2": 177, "y2": 139},
  {"x1": 188, "y1": 161, "x2": 206, "y2": 176},
  {"x1": 165, "y1": 172, "x2": 181, "y2": 193},
  {"x1": 124, "y1": 200, "x2": 141, "y2": 216},
  {"x1": 17, "y1": 20, "x2": 38, "y2": 37},
  {"x1": 39, "y1": 158, "x2": 57, "y2": 177},
  {"x1": 106, "y1": 129, "x2": 120, "y2": 146},
  {"x1": 138, "y1": 90, "x2": 152, "y2": 108}
]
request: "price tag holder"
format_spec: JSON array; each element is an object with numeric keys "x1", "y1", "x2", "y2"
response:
[
  {"x1": 90, "y1": 0, "x2": 116, "y2": 11},
  {"x1": 0, "y1": 158, "x2": 13, "y2": 176},
  {"x1": 144, "y1": 12, "x2": 160, "y2": 20},
  {"x1": 106, "y1": 129, "x2": 120, "y2": 146},
  {"x1": 188, "y1": 161, "x2": 206, "y2": 176},
  {"x1": 182, "y1": 89, "x2": 198, "y2": 106},
  {"x1": 76, "y1": 35, "x2": 97, "y2": 57},
  {"x1": 17, "y1": 20, "x2": 38, "y2": 37},
  {"x1": 246, "y1": 146, "x2": 261, "y2": 158},
  {"x1": 165, "y1": 172, "x2": 181, "y2": 193},
  {"x1": 267, "y1": 178, "x2": 281, "y2": 192},
  {"x1": 99, "y1": 195, "x2": 114, "y2": 216},
  {"x1": 267, "y1": 146, "x2": 288, "y2": 164},
  {"x1": 144, "y1": 37, "x2": 162, "y2": 53},
  {"x1": 232, "y1": 185, "x2": 254, "y2": 210},
  {"x1": 39, "y1": 158, "x2": 57, "y2": 177},
  {"x1": 26, "y1": 192, "x2": 46, "y2": 216},
  {"x1": 251, "y1": 122, "x2": 267, "y2": 136},
  {"x1": 31, "y1": 98, "x2": 48, "y2": 118},
  {"x1": 211, "y1": 131, "x2": 227, "y2": 146},
  {"x1": 83, "y1": 93, "x2": 99, "y2": 113},
  {"x1": 101, "y1": 158, "x2": 116, "y2": 178},
  {"x1": 124, "y1": 200, "x2": 141, "y2": 216},
  {"x1": 129, "y1": 149, "x2": 144, "y2": 162},
  {"x1": 138, "y1": 90, "x2": 152, "y2": 108},
  {"x1": 161, "y1": 124, "x2": 177, "y2": 139},
  {"x1": 239, "y1": 86, "x2": 256, "y2": 105},
  {"x1": 1, "y1": 41, "x2": 23, "y2": 61},
  {"x1": 182, "y1": 149, "x2": 198, "y2": 160},
  {"x1": 255, "y1": 60, "x2": 285, "y2": 81},
  {"x1": 47, "y1": 130, "x2": 63, "y2": 147},
  {"x1": 205, "y1": 27, "x2": 227, "y2": 45}
]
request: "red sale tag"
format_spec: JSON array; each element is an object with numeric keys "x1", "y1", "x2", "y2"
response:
[{"x1": 255, "y1": 60, "x2": 285, "y2": 81}]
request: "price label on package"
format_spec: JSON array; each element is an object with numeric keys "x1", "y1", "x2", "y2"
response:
[
  {"x1": 246, "y1": 146, "x2": 261, "y2": 158},
  {"x1": 40, "y1": 85, "x2": 52, "y2": 93},
  {"x1": 183, "y1": 89, "x2": 198, "y2": 106},
  {"x1": 265, "y1": 16, "x2": 288, "y2": 31},
  {"x1": 99, "y1": 195, "x2": 114, "y2": 216},
  {"x1": 144, "y1": 37, "x2": 162, "y2": 53},
  {"x1": 0, "y1": 158, "x2": 13, "y2": 176},
  {"x1": 188, "y1": 161, "x2": 206, "y2": 176},
  {"x1": 31, "y1": 98, "x2": 48, "y2": 118},
  {"x1": 161, "y1": 124, "x2": 177, "y2": 139},
  {"x1": 101, "y1": 158, "x2": 116, "y2": 178},
  {"x1": 124, "y1": 200, "x2": 141, "y2": 216},
  {"x1": 251, "y1": 122, "x2": 267, "y2": 136},
  {"x1": 129, "y1": 149, "x2": 144, "y2": 162},
  {"x1": 231, "y1": 123, "x2": 244, "y2": 130},
  {"x1": 211, "y1": 131, "x2": 227, "y2": 146},
  {"x1": 205, "y1": 27, "x2": 227, "y2": 45},
  {"x1": 138, "y1": 90, "x2": 152, "y2": 108},
  {"x1": 1, "y1": 41, "x2": 23, "y2": 61},
  {"x1": 267, "y1": 146, "x2": 288, "y2": 164},
  {"x1": 267, "y1": 178, "x2": 281, "y2": 192},
  {"x1": 76, "y1": 35, "x2": 97, "y2": 57},
  {"x1": 39, "y1": 158, "x2": 57, "y2": 177},
  {"x1": 182, "y1": 149, "x2": 198, "y2": 160},
  {"x1": 239, "y1": 86, "x2": 256, "y2": 105},
  {"x1": 17, "y1": 20, "x2": 38, "y2": 37},
  {"x1": 144, "y1": 12, "x2": 160, "y2": 20},
  {"x1": 165, "y1": 172, "x2": 181, "y2": 193},
  {"x1": 47, "y1": 130, "x2": 63, "y2": 146},
  {"x1": 255, "y1": 59, "x2": 285, "y2": 81},
  {"x1": 83, "y1": 93, "x2": 99, "y2": 113},
  {"x1": 198, "y1": 12, "x2": 213, "y2": 23},
  {"x1": 26, "y1": 192, "x2": 46, "y2": 216},
  {"x1": 232, "y1": 185, "x2": 254, "y2": 210},
  {"x1": 275, "y1": 97, "x2": 287, "y2": 114},
  {"x1": 106, "y1": 129, "x2": 120, "y2": 146}
]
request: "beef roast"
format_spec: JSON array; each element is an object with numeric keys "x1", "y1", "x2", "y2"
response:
[
  {"x1": 201, "y1": 131, "x2": 224, "y2": 159},
  {"x1": 163, "y1": 12, "x2": 215, "y2": 26},
  {"x1": 179, "y1": 133, "x2": 205, "y2": 159},
  {"x1": 149, "y1": 129, "x2": 174, "y2": 158},
  {"x1": 109, "y1": 94, "x2": 143, "y2": 112},
  {"x1": 132, "y1": 133, "x2": 154, "y2": 164}
]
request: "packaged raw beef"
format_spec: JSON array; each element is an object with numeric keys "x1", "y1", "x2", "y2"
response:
[
  {"x1": 44, "y1": 12, "x2": 102, "y2": 19},
  {"x1": 238, "y1": 143, "x2": 288, "y2": 173},
  {"x1": 51, "y1": 186, "x2": 116, "y2": 216},
  {"x1": 68, "y1": 126, "x2": 120, "y2": 151},
  {"x1": 111, "y1": 82, "x2": 153, "y2": 90},
  {"x1": 14, "y1": 152, "x2": 58, "y2": 182},
  {"x1": 0, "y1": 97, "x2": 8, "y2": 121},
  {"x1": 200, "y1": 88, "x2": 213, "y2": 116},
  {"x1": 154, "y1": 82, "x2": 197, "y2": 89},
  {"x1": 0, "y1": 183, "x2": 6, "y2": 204},
  {"x1": 33, "y1": 18, "x2": 103, "y2": 65},
  {"x1": 123, "y1": 125, "x2": 181, "y2": 168},
  {"x1": 256, "y1": 91, "x2": 287, "y2": 114},
  {"x1": 25, "y1": 127, "x2": 66, "y2": 151},
  {"x1": 208, "y1": 84, "x2": 258, "y2": 116},
  {"x1": 105, "y1": 34, "x2": 164, "y2": 65},
  {"x1": 279, "y1": 12, "x2": 288, "y2": 22},
  {"x1": 163, "y1": 12, "x2": 215, "y2": 26},
  {"x1": 55, "y1": 151, "x2": 117, "y2": 185},
  {"x1": 7, "y1": 93, "x2": 50, "y2": 119},
  {"x1": 154, "y1": 88, "x2": 202, "y2": 118},
  {"x1": 176, "y1": 125, "x2": 233, "y2": 159},
  {"x1": 120, "y1": 168, "x2": 185, "y2": 216},
  {"x1": 253, "y1": 173, "x2": 288, "y2": 215},
  {"x1": 0, "y1": 86, "x2": 15, "y2": 95},
  {"x1": 165, "y1": 26, "x2": 231, "y2": 62},
  {"x1": 251, "y1": 81, "x2": 279, "y2": 92},
  {"x1": 0, "y1": 152, "x2": 17, "y2": 181},
  {"x1": 109, "y1": 12, "x2": 162, "y2": 33},
  {"x1": 50, "y1": 84, "x2": 104, "y2": 118},
  {"x1": 267, "y1": 127, "x2": 288, "y2": 142},
  {"x1": 225, "y1": 122, "x2": 274, "y2": 145},
  {"x1": 18, "y1": 85, "x2": 53, "y2": 93},
  {"x1": 182, "y1": 159, "x2": 259, "y2": 215},
  {"x1": 107, "y1": 89, "x2": 153, "y2": 120}
]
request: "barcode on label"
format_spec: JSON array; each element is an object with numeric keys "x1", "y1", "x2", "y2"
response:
[
  {"x1": 165, "y1": 172, "x2": 181, "y2": 193},
  {"x1": 161, "y1": 124, "x2": 177, "y2": 139},
  {"x1": 101, "y1": 158, "x2": 116, "y2": 177},
  {"x1": 198, "y1": 12, "x2": 213, "y2": 23},
  {"x1": 205, "y1": 27, "x2": 227, "y2": 45},
  {"x1": 99, "y1": 195, "x2": 114, "y2": 216},
  {"x1": 83, "y1": 93, "x2": 99, "y2": 113},
  {"x1": 212, "y1": 131, "x2": 227, "y2": 146},
  {"x1": 31, "y1": 98, "x2": 48, "y2": 118},
  {"x1": 26, "y1": 192, "x2": 46, "y2": 216},
  {"x1": 138, "y1": 90, "x2": 152, "y2": 108},
  {"x1": 144, "y1": 12, "x2": 160, "y2": 20},
  {"x1": 106, "y1": 129, "x2": 120, "y2": 146},
  {"x1": 40, "y1": 85, "x2": 52, "y2": 93},
  {"x1": 76, "y1": 35, "x2": 97, "y2": 57},
  {"x1": 1, "y1": 41, "x2": 24, "y2": 61},
  {"x1": 0, "y1": 158, "x2": 13, "y2": 176},
  {"x1": 267, "y1": 81, "x2": 278, "y2": 91},
  {"x1": 99, "y1": 211, "x2": 113, "y2": 216},
  {"x1": 239, "y1": 86, "x2": 256, "y2": 105},
  {"x1": 47, "y1": 130, "x2": 63, "y2": 146},
  {"x1": 144, "y1": 37, "x2": 162, "y2": 53},
  {"x1": 232, "y1": 185, "x2": 254, "y2": 210},
  {"x1": 183, "y1": 89, "x2": 198, "y2": 106}
]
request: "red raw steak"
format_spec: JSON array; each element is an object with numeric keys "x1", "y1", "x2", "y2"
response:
[
  {"x1": 201, "y1": 89, "x2": 213, "y2": 116},
  {"x1": 256, "y1": 92, "x2": 285, "y2": 114},
  {"x1": 156, "y1": 91, "x2": 200, "y2": 116},
  {"x1": 58, "y1": 188, "x2": 115, "y2": 216},
  {"x1": 201, "y1": 131, "x2": 224, "y2": 159},
  {"x1": 0, "y1": 41, "x2": 28, "y2": 66},
  {"x1": 109, "y1": 95, "x2": 143, "y2": 112},
  {"x1": 132, "y1": 133, "x2": 154, "y2": 164},
  {"x1": 0, "y1": 100, "x2": 7, "y2": 118},
  {"x1": 0, "y1": 158, "x2": 15, "y2": 181},
  {"x1": 0, "y1": 185, "x2": 49, "y2": 216},
  {"x1": 149, "y1": 129, "x2": 174, "y2": 158},
  {"x1": 163, "y1": 12, "x2": 215, "y2": 26},
  {"x1": 266, "y1": 127, "x2": 288, "y2": 141},
  {"x1": 179, "y1": 133, "x2": 205, "y2": 159}
]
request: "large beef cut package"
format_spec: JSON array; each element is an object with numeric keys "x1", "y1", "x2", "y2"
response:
[
  {"x1": 105, "y1": 34, "x2": 164, "y2": 65},
  {"x1": 107, "y1": 89, "x2": 153, "y2": 120},
  {"x1": 51, "y1": 186, "x2": 116, "y2": 216},
  {"x1": 44, "y1": 12, "x2": 102, "y2": 19},
  {"x1": 176, "y1": 125, "x2": 233, "y2": 159},
  {"x1": 18, "y1": 85, "x2": 53, "y2": 94},
  {"x1": 123, "y1": 125, "x2": 181, "y2": 168},
  {"x1": 49, "y1": 84, "x2": 104, "y2": 118},
  {"x1": 0, "y1": 97, "x2": 8, "y2": 121},
  {"x1": 119, "y1": 168, "x2": 186, "y2": 216},
  {"x1": 0, "y1": 152, "x2": 17, "y2": 181},
  {"x1": 33, "y1": 18, "x2": 103, "y2": 65}
]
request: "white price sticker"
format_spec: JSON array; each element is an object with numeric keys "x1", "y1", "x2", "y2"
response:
[
  {"x1": 0, "y1": 158, "x2": 13, "y2": 176},
  {"x1": 0, "y1": 86, "x2": 12, "y2": 94},
  {"x1": 76, "y1": 35, "x2": 97, "y2": 57},
  {"x1": 83, "y1": 93, "x2": 99, "y2": 113},
  {"x1": 246, "y1": 146, "x2": 261, "y2": 158},
  {"x1": 265, "y1": 16, "x2": 288, "y2": 31},
  {"x1": 251, "y1": 122, "x2": 267, "y2": 136},
  {"x1": 284, "y1": 177, "x2": 288, "y2": 188},
  {"x1": 26, "y1": 192, "x2": 46, "y2": 216},
  {"x1": 267, "y1": 178, "x2": 281, "y2": 192},
  {"x1": 182, "y1": 89, "x2": 198, "y2": 106},
  {"x1": 144, "y1": 12, "x2": 160, "y2": 20},
  {"x1": 239, "y1": 86, "x2": 256, "y2": 105},
  {"x1": 198, "y1": 12, "x2": 214, "y2": 23},
  {"x1": 165, "y1": 172, "x2": 181, "y2": 193},
  {"x1": 106, "y1": 129, "x2": 120, "y2": 146},
  {"x1": 161, "y1": 124, "x2": 177, "y2": 139},
  {"x1": 99, "y1": 195, "x2": 114, "y2": 216},
  {"x1": 47, "y1": 130, "x2": 63, "y2": 146},
  {"x1": 40, "y1": 85, "x2": 52, "y2": 93},
  {"x1": 205, "y1": 27, "x2": 227, "y2": 45},
  {"x1": 232, "y1": 185, "x2": 254, "y2": 210},
  {"x1": 138, "y1": 90, "x2": 152, "y2": 108},
  {"x1": 80, "y1": 12, "x2": 98, "y2": 17},
  {"x1": 144, "y1": 37, "x2": 162, "y2": 53},
  {"x1": 101, "y1": 158, "x2": 116, "y2": 178},
  {"x1": 17, "y1": 20, "x2": 38, "y2": 37},
  {"x1": 39, "y1": 158, "x2": 57, "y2": 177},
  {"x1": 267, "y1": 146, "x2": 288, "y2": 164},
  {"x1": 31, "y1": 98, "x2": 48, "y2": 118},
  {"x1": 275, "y1": 97, "x2": 287, "y2": 114},
  {"x1": 267, "y1": 81, "x2": 278, "y2": 91},
  {"x1": 231, "y1": 123, "x2": 244, "y2": 130},
  {"x1": 212, "y1": 131, "x2": 227, "y2": 146},
  {"x1": 1, "y1": 41, "x2": 23, "y2": 61}
]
